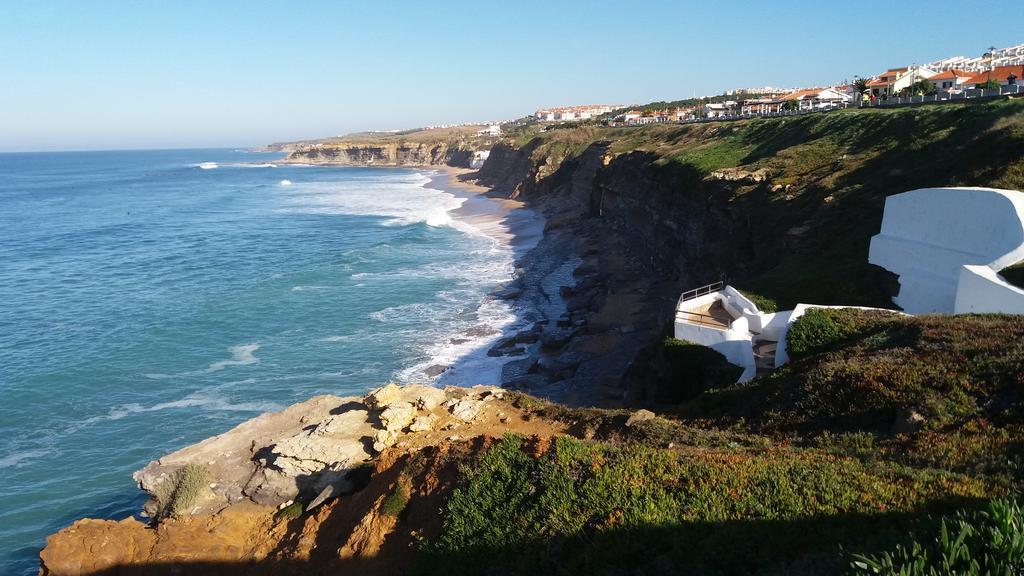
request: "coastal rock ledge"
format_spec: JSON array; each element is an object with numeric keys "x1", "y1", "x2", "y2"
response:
[{"x1": 39, "y1": 384, "x2": 565, "y2": 576}]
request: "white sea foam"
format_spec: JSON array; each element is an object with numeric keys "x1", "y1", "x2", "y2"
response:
[
  {"x1": 291, "y1": 285, "x2": 328, "y2": 292},
  {"x1": 280, "y1": 179, "x2": 292, "y2": 186},
  {"x1": 195, "y1": 162, "x2": 219, "y2": 170},
  {"x1": 206, "y1": 343, "x2": 260, "y2": 372},
  {"x1": 272, "y1": 172, "x2": 466, "y2": 228},
  {"x1": 0, "y1": 449, "x2": 51, "y2": 469}
]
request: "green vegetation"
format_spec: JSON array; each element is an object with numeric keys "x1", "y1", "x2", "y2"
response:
[
  {"x1": 660, "y1": 338, "x2": 742, "y2": 401},
  {"x1": 738, "y1": 289, "x2": 779, "y2": 313},
  {"x1": 849, "y1": 497, "x2": 1024, "y2": 575},
  {"x1": 784, "y1": 308, "x2": 897, "y2": 360},
  {"x1": 273, "y1": 500, "x2": 305, "y2": 522},
  {"x1": 411, "y1": 311, "x2": 1024, "y2": 574},
  {"x1": 152, "y1": 463, "x2": 209, "y2": 520},
  {"x1": 419, "y1": 435, "x2": 993, "y2": 576},
  {"x1": 381, "y1": 481, "x2": 411, "y2": 517},
  {"x1": 679, "y1": 311, "x2": 1024, "y2": 485}
]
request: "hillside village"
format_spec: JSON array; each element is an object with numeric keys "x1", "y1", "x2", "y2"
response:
[{"x1": 535, "y1": 43, "x2": 1024, "y2": 126}]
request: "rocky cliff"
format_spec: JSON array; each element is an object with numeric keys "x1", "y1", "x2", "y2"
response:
[
  {"x1": 285, "y1": 141, "x2": 474, "y2": 167},
  {"x1": 278, "y1": 125, "x2": 499, "y2": 167}
]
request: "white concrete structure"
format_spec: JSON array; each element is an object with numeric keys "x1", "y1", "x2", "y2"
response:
[
  {"x1": 674, "y1": 285, "x2": 896, "y2": 382},
  {"x1": 470, "y1": 150, "x2": 490, "y2": 169},
  {"x1": 674, "y1": 283, "x2": 793, "y2": 382},
  {"x1": 869, "y1": 187, "x2": 1024, "y2": 314}
]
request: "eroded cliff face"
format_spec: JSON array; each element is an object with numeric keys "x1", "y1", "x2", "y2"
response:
[
  {"x1": 476, "y1": 139, "x2": 760, "y2": 404},
  {"x1": 285, "y1": 142, "x2": 473, "y2": 167}
]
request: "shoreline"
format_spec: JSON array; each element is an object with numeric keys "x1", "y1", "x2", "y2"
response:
[{"x1": 415, "y1": 166, "x2": 559, "y2": 388}]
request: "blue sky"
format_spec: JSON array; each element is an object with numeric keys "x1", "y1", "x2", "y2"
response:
[{"x1": 2, "y1": 0, "x2": 1021, "y2": 151}]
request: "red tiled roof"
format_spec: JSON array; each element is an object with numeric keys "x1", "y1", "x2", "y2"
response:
[
  {"x1": 929, "y1": 69, "x2": 972, "y2": 80},
  {"x1": 964, "y1": 65, "x2": 1024, "y2": 86},
  {"x1": 779, "y1": 89, "x2": 819, "y2": 100},
  {"x1": 865, "y1": 78, "x2": 890, "y2": 87}
]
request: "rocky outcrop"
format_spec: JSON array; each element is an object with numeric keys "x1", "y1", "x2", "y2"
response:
[{"x1": 39, "y1": 385, "x2": 566, "y2": 576}]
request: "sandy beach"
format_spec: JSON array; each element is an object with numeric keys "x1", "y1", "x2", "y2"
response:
[{"x1": 427, "y1": 166, "x2": 544, "y2": 258}]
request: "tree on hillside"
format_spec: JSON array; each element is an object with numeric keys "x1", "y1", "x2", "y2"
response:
[
  {"x1": 899, "y1": 79, "x2": 935, "y2": 97},
  {"x1": 981, "y1": 78, "x2": 1001, "y2": 90}
]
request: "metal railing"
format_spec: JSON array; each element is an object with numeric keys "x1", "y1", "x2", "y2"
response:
[{"x1": 679, "y1": 280, "x2": 724, "y2": 303}]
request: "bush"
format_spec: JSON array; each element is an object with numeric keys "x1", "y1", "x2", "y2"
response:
[
  {"x1": 381, "y1": 481, "x2": 410, "y2": 517},
  {"x1": 785, "y1": 308, "x2": 882, "y2": 360},
  {"x1": 152, "y1": 463, "x2": 209, "y2": 520},
  {"x1": 739, "y1": 290, "x2": 779, "y2": 313},
  {"x1": 849, "y1": 497, "x2": 1024, "y2": 575},
  {"x1": 660, "y1": 338, "x2": 742, "y2": 402}
]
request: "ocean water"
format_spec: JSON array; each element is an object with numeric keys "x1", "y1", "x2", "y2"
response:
[{"x1": 0, "y1": 149, "x2": 521, "y2": 574}]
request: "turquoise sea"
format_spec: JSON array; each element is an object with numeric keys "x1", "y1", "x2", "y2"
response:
[{"x1": 0, "y1": 149, "x2": 520, "y2": 574}]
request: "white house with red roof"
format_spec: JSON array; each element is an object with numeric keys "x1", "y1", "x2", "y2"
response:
[
  {"x1": 779, "y1": 87, "x2": 852, "y2": 110},
  {"x1": 929, "y1": 69, "x2": 974, "y2": 91},
  {"x1": 964, "y1": 65, "x2": 1024, "y2": 89},
  {"x1": 865, "y1": 66, "x2": 938, "y2": 98}
]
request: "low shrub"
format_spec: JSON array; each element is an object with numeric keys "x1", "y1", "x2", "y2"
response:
[
  {"x1": 660, "y1": 338, "x2": 742, "y2": 402},
  {"x1": 785, "y1": 308, "x2": 888, "y2": 359},
  {"x1": 421, "y1": 435, "x2": 993, "y2": 575},
  {"x1": 273, "y1": 500, "x2": 305, "y2": 522},
  {"x1": 152, "y1": 463, "x2": 209, "y2": 520},
  {"x1": 739, "y1": 290, "x2": 779, "y2": 313},
  {"x1": 849, "y1": 497, "x2": 1024, "y2": 575},
  {"x1": 381, "y1": 481, "x2": 410, "y2": 517}
]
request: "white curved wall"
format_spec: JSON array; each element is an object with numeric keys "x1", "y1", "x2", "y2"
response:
[
  {"x1": 954, "y1": 265, "x2": 1024, "y2": 314},
  {"x1": 869, "y1": 187, "x2": 1024, "y2": 313}
]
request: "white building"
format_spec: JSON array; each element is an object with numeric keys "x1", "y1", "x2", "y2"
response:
[
  {"x1": 534, "y1": 104, "x2": 624, "y2": 122},
  {"x1": 779, "y1": 87, "x2": 853, "y2": 109},
  {"x1": 476, "y1": 125, "x2": 501, "y2": 136}
]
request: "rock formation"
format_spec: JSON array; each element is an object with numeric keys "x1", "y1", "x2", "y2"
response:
[{"x1": 39, "y1": 385, "x2": 565, "y2": 576}]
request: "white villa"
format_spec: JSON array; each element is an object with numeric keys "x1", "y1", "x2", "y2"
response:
[
  {"x1": 865, "y1": 66, "x2": 939, "y2": 98},
  {"x1": 675, "y1": 187, "x2": 1024, "y2": 381}
]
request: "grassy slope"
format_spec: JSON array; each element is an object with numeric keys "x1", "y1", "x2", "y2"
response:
[
  {"x1": 522, "y1": 99, "x2": 1024, "y2": 308},
  {"x1": 410, "y1": 312, "x2": 1023, "y2": 575}
]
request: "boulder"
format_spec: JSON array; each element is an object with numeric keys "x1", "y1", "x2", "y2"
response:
[
  {"x1": 365, "y1": 383, "x2": 446, "y2": 412},
  {"x1": 133, "y1": 394, "x2": 364, "y2": 513},
  {"x1": 379, "y1": 402, "x2": 416, "y2": 431},
  {"x1": 450, "y1": 398, "x2": 485, "y2": 422},
  {"x1": 373, "y1": 429, "x2": 400, "y2": 453},
  {"x1": 625, "y1": 409, "x2": 656, "y2": 427},
  {"x1": 891, "y1": 407, "x2": 926, "y2": 435},
  {"x1": 409, "y1": 414, "x2": 438, "y2": 433}
]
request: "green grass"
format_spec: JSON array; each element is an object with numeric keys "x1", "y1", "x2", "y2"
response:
[{"x1": 418, "y1": 435, "x2": 994, "y2": 576}]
